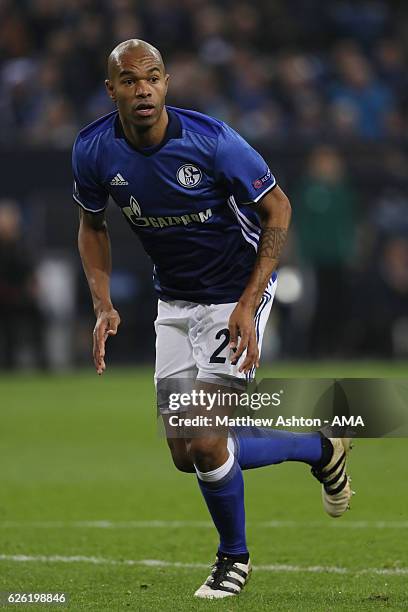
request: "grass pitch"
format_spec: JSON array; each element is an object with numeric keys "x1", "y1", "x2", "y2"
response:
[{"x1": 1, "y1": 363, "x2": 407, "y2": 611}]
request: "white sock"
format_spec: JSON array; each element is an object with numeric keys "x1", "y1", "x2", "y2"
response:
[
  {"x1": 195, "y1": 449, "x2": 234, "y2": 483},
  {"x1": 227, "y1": 435, "x2": 235, "y2": 456}
]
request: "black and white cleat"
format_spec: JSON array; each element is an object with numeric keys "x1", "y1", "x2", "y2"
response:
[
  {"x1": 312, "y1": 437, "x2": 354, "y2": 518},
  {"x1": 194, "y1": 555, "x2": 251, "y2": 599}
]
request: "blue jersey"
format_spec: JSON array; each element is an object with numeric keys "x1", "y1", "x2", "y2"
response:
[{"x1": 72, "y1": 106, "x2": 277, "y2": 304}]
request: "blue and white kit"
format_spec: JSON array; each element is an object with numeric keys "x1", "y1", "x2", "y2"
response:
[
  {"x1": 72, "y1": 106, "x2": 278, "y2": 383},
  {"x1": 72, "y1": 105, "x2": 352, "y2": 578}
]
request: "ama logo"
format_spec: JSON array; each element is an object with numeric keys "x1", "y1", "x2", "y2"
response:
[{"x1": 176, "y1": 164, "x2": 202, "y2": 188}]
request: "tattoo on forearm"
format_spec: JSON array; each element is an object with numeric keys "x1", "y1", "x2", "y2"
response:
[{"x1": 258, "y1": 227, "x2": 287, "y2": 260}]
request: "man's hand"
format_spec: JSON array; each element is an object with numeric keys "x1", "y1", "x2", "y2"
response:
[
  {"x1": 228, "y1": 302, "x2": 259, "y2": 374},
  {"x1": 93, "y1": 306, "x2": 121, "y2": 374}
]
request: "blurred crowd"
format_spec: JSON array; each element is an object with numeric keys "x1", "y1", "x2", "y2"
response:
[
  {"x1": 0, "y1": 201, "x2": 46, "y2": 368},
  {"x1": 1, "y1": 0, "x2": 408, "y2": 366},
  {"x1": 1, "y1": 0, "x2": 408, "y2": 147}
]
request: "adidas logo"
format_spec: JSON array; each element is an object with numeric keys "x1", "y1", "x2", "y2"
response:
[{"x1": 110, "y1": 173, "x2": 129, "y2": 186}]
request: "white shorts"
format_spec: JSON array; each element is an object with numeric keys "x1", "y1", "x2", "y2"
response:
[{"x1": 154, "y1": 277, "x2": 276, "y2": 412}]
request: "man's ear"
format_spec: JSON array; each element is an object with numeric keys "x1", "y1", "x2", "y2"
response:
[
  {"x1": 105, "y1": 79, "x2": 116, "y2": 101},
  {"x1": 164, "y1": 73, "x2": 170, "y2": 95}
]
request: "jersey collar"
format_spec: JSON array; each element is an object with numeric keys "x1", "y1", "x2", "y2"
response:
[{"x1": 114, "y1": 107, "x2": 182, "y2": 156}]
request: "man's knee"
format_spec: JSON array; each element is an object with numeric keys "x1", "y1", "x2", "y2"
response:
[
  {"x1": 167, "y1": 439, "x2": 195, "y2": 473},
  {"x1": 172, "y1": 456, "x2": 195, "y2": 473},
  {"x1": 189, "y1": 437, "x2": 227, "y2": 472}
]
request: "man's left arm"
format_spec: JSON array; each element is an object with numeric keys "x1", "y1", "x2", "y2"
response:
[{"x1": 228, "y1": 185, "x2": 291, "y2": 372}]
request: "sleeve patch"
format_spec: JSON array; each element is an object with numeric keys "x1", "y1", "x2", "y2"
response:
[{"x1": 253, "y1": 168, "x2": 272, "y2": 190}]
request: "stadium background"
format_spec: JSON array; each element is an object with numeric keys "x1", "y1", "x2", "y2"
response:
[
  {"x1": 1, "y1": 1, "x2": 408, "y2": 610},
  {"x1": 1, "y1": 0, "x2": 408, "y2": 368}
]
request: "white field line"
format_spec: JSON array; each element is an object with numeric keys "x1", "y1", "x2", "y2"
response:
[
  {"x1": 0, "y1": 554, "x2": 407, "y2": 576},
  {"x1": 1, "y1": 520, "x2": 408, "y2": 529}
]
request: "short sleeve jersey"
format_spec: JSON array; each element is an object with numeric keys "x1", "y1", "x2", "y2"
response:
[{"x1": 72, "y1": 106, "x2": 277, "y2": 304}]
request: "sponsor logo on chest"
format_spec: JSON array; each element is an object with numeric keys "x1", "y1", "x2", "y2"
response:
[{"x1": 122, "y1": 196, "x2": 212, "y2": 228}]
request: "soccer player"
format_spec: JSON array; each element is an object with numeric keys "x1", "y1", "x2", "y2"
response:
[{"x1": 74, "y1": 39, "x2": 353, "y2": 599}]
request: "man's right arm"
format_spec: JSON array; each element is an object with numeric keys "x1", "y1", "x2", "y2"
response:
[{"x1": 78, "y1": 208, "x2": 120, "y2": 375}]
